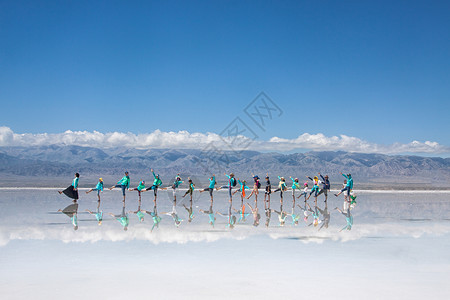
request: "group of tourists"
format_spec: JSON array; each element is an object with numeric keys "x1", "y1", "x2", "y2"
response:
[{"x1": 57, "y1": 169, "x2": 356, "y2": 231}]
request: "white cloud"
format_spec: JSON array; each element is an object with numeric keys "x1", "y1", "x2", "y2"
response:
[
  {"x1": 1, "y1": 222, "x2": 449, "y2": 246},
  {"x1": 0, "y1": 126, "x2": 449, "y2": 155}
]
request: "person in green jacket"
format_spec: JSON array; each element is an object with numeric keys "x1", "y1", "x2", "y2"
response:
[
  {"x1": 143, "y1": 169, "x2": 162, "y2": 203},
  {"x1": 109, "y1": 171, "x2": 131, "y2": 202},
  {"x1": 129, "y1": 180, "x2": 146, "y2": 205},
  {"x1": 86, "y1": 178, "x2": 104, "y2": 202},
  {"x1": 335, "y1": 172, "x2": 354, "y2": 198}
]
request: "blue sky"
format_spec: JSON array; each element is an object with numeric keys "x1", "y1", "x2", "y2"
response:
[{"x1": 1, "y1": 0, "x2": 449, "y2": 153}]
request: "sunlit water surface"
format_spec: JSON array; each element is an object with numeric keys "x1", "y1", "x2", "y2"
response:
[{"x1": 0, "y1": 189, "x2": 449, "y2": 299}]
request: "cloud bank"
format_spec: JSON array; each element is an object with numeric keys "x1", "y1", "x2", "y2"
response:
[
  {"x1": 1, "y1": 126, "x2": 449, "y2": 155},
  {"x1": 1, "y1": 222, "x2": 449, "y2": 247}
]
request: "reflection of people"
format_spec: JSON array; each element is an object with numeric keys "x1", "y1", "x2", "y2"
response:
[
  {"x1": 306, "y1": 202, "x2": 320, "y2": 227},
  {"x1": 272, "y1": 204, "x2": 287, "y2": 227},
  {"x1": 142, "y1": 205, "x2": 161, "y2": 232},
  {"x1": 58, "y1": 173, "x2": 80, "y2": 202},
  {"x1": 246, "y1": 202, "x2": 261, "y2": 227},
  {"x1": 109, "y1": 202, "x2": 129, "y2": 231},
  {"x1": 317, "y1": 202, "x2": 330, "y2": 231},
  {"x1": 143, "y1": 169, "x2": 162, "y2": 203},
  {"x1": 109, "y1": 171, "x2": 130, "y2": 202},
  {"x1": 163, "y1": 201, "x2": 182, "y2": 227},
  {"x1": 216, "y1": 201, "x2": 236, "y2": 229},
  {"x1": 264, "y1": 208, "x2": 272, "y2": 228},
  {"x1": 199, "y1": 201, "x2": 216, "y2": 227},
  {"x1": 86, "y1": 178, "x2": 103, "y2": 201},
  {"x1": 199, "y1": 174, "x2": 216, "y2": 201},
  {"x1": 58, "y1": 203, "x2": 79, "y2": 230},
  {"x1": 129, "y1": 203, "x2": 145, "y2": 223},
  {"x1": 335, "y1": 207, "x2": 353, "y2": 231},
  {"x1": 183, "y1": 199, "x2": 194, "y2": 223},
  {"x1": 128, "y1": 180, "x2": 145, "y2": 205},
  {"x1": 85, "y1": 197, "x2": 103, "y2": 226},
  {"x1": 297, "y1": 204, "x2": 310, "y2": 224}
]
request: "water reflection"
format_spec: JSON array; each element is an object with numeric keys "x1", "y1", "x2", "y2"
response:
[
  {"x1": 199, "y1": 201, "x2": 216, "y2": 227},
  {"x1": 142, "y1": 204, "x2": 161, "y2": 232},
  {"x1": 57, "y1": 203, "x2": 78, "y2": 230},
  {"x1": 109, "y1": 201, "x2": 129, "y2": 231}
]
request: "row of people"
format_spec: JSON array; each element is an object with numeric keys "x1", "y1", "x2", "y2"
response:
[{"x1": 58, "y1": 170, "x2": 353, "y2": 207}]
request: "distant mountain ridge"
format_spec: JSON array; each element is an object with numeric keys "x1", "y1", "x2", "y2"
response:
[{"x1": 1, "y1": 145, "x2": 449, "y2": 187}]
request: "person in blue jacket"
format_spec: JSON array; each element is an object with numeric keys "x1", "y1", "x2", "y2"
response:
[
  {"x1": 335, "y1": 172, "x2": 353, "y2": 198},
  {"x1": 86, "y1": 178, "x2": 104, "y2": 202},
  {"x1": 200, "y1": 174, "x2": 216, "y2": 201},
  {"x1": 143, "y1": 169, "x2": 162, "y2": 203},
  {"x1": 109, "y1": 171, "x2": 130, "y2": 202}
]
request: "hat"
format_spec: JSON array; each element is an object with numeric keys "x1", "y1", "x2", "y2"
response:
[
  {"x1": 99, "y1": 178, "x2": 103, "y2": 181},
  {"x1": 304, "y1": 182, "x2": 308, "y2": 186}
]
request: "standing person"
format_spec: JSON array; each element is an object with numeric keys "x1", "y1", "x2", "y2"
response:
[
  {"x1": 199, "y1": 174, "x2": 216, "y2": 202},
  {"x1": 109, "y1": 171, "x2": 130, "y2": 202},
  {"x1": 273, "y1": 176, "x2": 287, "y2": 203},
  {"x1": 86, "y1": 178, "x2": 104, "y2": 202},
  {"x1": 317, "y1": 173, "x2": 331, "y2": 202},
  {"x1": 58, "y1": 173, "x2": 80, "y2": 202},
  {"x1": 57, "y1": 203, "x2": 79, "y2": 230},
  {"x1": 233, "y1": 178, "x2": 250, "y2": 216},
  {"x1": 335, "y1": 207, "x2": 353, "y2": 231},
  {"x1": 109, "y1": 202, "x2": 129, "y2": 231},
  {"x1": 142, "y1": 204, "x2": 161, "y2": 232},
  {"x1": 128, "y1": 180, "x2": 146, "y2": 206},
  {"x1": 264, "y1": 174, "x2": 272, "y2": 208},
  {"x1": 305, "y1": 175, "x2": 320, "y2": 206},
  {"x1": 216, "y1": 173, "x2": 237, "y2": 202},
  {"x1": 289, "y1": 177, "x2": 301, "y2": 204},
  {"x1": 247, "y1": 175, "x2": 261, "y2": 203},
  {"x1": 297, "y1": 182, "x2": 309, "y2": 203},
  {"x1": 143, "y1": 169, "x2": 162, "y2": 204},
  {"x1": 335, "y1": 173, "x2": 353, "y2": 198},
  {"x1": 163, "y1": 174, "x2": 182, "y2": 203},
  {"x1": 182, "y1": 178, "x2": 195, "y2": 202}
]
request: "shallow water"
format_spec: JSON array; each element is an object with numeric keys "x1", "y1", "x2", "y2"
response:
[{"x1": 0, "y1": 189, "x2": 449, "y2": 299}]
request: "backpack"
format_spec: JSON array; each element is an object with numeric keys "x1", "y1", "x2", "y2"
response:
[
  {"x1": 231, "y1": 178, "x2": 237, "y2": 187},
  {"x1": 257, "y1": 181, "x2": 261, "y2": 189}
]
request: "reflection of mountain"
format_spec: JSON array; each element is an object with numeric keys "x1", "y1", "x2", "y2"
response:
[{"x1": 1, "y1": 145, "x2": 450, "y2": 187}]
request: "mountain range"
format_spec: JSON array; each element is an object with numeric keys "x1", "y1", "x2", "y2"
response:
[{"x1": 1, "y1": 145, "x2": 449, "y2": 188}]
